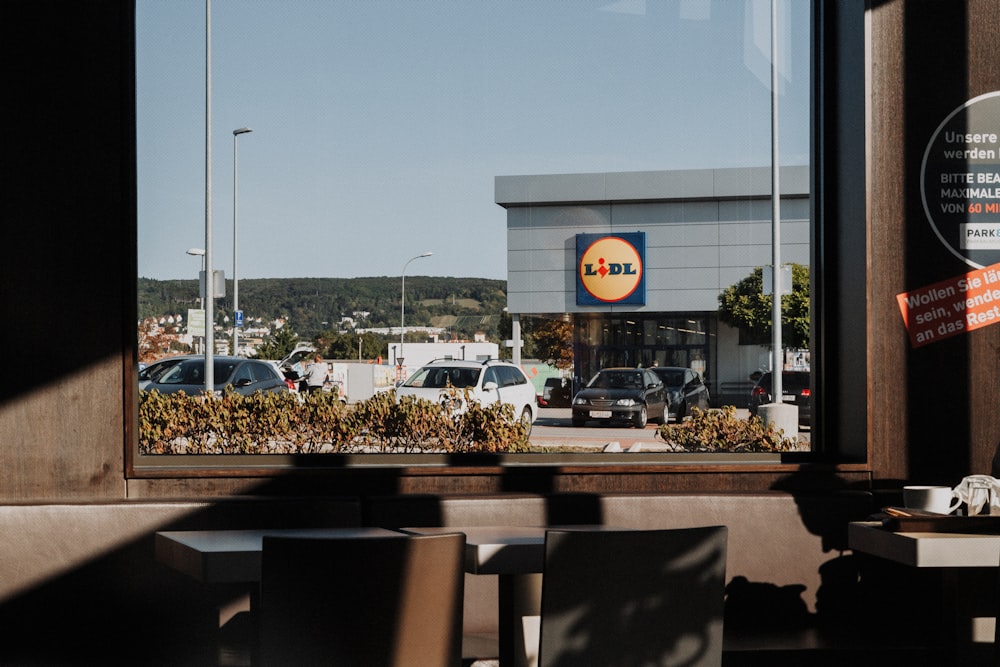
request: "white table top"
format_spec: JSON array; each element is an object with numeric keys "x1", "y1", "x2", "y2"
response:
[
  {"x1": 401, "y1": 525, "x2": 614, "y2": 575},
  {"x1": 155, "y1": 527, "x2": 402, "y2": 583},
  {"x1": 848, "y1": 521, "x2": 1000, "y2": 568}
]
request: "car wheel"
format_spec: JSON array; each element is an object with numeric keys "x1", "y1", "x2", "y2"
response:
[
  {"x1": 572, "y1": 416, "x2": 586, "y2": 427},
  {"x1": 633, "y1": 405, "x2": 647, "y2": 428},
  {"x1": 520, "y1": 407, "x2": 533, "y2": 436}
]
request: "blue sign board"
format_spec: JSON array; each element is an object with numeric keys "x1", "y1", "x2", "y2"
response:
[
  {"x1": 235, "y1": 310, "x2": 244, "y2": 328},
  {"x1": 576, "y1": 232, "x2": 646, "y2": 306}
]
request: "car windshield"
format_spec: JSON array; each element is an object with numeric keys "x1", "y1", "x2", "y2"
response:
[
  {"x1": 587, "y1": 371, "x2": 644, "y2": 390},
  {"x1": 139, "y1": 358, "x2": 183, "y2": 382},
  {"x1": 157, "y1": 359, "x2": 240, "y2": 385},
  {"x1": 403, "y1": 366, "x2": 481, "y2": 389}
]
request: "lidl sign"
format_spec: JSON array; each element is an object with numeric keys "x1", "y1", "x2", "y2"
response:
[{"x1": 576, "y1": 232, "x2": 646, "y2": 306}]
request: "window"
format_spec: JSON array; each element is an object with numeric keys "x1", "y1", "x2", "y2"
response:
[{"x1": 136, "y1": 1, "x2": 813, "y2": 466}]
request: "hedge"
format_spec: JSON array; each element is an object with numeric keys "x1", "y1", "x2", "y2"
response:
[{"x1": 139, "y1": 388, "x2": 531, "y2": 455}]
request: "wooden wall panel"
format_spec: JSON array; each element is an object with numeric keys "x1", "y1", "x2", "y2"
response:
[
  {"x1": 0, "y1": 2, "x2": 133, "y2": 500},
  {"x1": 868, "y1": 0, "x2": 1000, "y2": 484}
]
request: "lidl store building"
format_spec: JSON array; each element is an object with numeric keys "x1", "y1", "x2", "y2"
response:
[{"x1": 495, "y1": 165, "x2": 809, "y2": 399}]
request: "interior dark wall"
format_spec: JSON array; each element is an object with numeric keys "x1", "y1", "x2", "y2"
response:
[
  {"x1": 1, "y1": 1, "x2": 133, "y2": 499},
  {"x1": 867, "y1": 0, "x2": 1000, "y2": 485}
]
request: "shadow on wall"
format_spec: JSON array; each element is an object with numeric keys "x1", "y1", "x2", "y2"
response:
[
  {"x1": 0, "y1": 497, "x2": 364, "y2": 666},
  {"x1": 769, "y1": 473, "x2": 946, "y2": 644}
]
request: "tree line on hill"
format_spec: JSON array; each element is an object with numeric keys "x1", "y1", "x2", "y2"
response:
[
  {"x1": 137, "y1": 275, "x2": 510, "y2": 341},
  {"x1": 139, "y1": 263, "x2": 809, "y2": 368}
]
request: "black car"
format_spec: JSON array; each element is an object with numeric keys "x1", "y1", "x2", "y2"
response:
[
  {"x1": 650, "y1": 366, "x2": 711, "y2": 422},
  {"x1": 143, "y1": 356, "x2": 289, "y2": 396},
  {"x1": 540, "y1": 377, "x2": 573, "y2": 407},
  {"x1": 748, "y1": 371, "x2": 811, "y2": 426},
  {"x1": 571, "y1": 368, "x2": 667, "y2": 428}
]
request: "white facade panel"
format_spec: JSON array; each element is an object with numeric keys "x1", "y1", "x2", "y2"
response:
[
  {"x1": 508, "y1": 269, "x2": 569, "y2": 293},
  {"x1": 643, "y1": 288, "x2": 724, "y2": 311},
  {"x1": 718, "y1": 244, "x2": 778, "y2": 270},
  {"x1": 712, "y1": 167, "x2": 774, "y2": 197},
  {"x1": 645, "y1": 245, "x2": 720, "y2": 270},
  {"x1": 507, "y1": 226, "x2": 577, "y2": 252},
  {"x1": 605, "y1": 169, "x2": 718, "y2": 200},
  {"x1": 507, "y1": 247, "x2": 575, "y2": 272},
  {"x1": 614, "y1": 201, "x2": 722, "y2": 226},
  {"x1": 645, "y1": 223, "x2": 722, "y2": 248},
  {"x1": 507, "y1": 288, "x2": 570, "y2": 314}
]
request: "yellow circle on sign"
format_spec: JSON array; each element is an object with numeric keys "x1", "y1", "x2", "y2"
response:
[{"x1": 579, "y1": 237, "x2": 643, "y2": 302}]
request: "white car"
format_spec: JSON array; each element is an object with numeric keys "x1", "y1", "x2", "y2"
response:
[{"x1": 395, "y1": 359, "x2": 537, "y2": 433}]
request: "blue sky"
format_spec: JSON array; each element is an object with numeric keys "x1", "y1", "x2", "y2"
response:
[{"x1": 136, "y1": 0, "x2": 810, "y2": 281}]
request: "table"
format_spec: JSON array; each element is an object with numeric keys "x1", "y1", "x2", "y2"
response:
[
  {"x1": 402, "y1": 525, "x2": 612, "y2": 667},
  {"x1": 155, "y1": 527, "x2": 402, "y2": 584},
  {"x1": 155, "y1": 527, "x2": 405, "y2": 665},
  {"x1": 848, "y1": 520, "x2": 1000, "y2": 567},
  {"x1": 848, "y1": 521, "x2": 1000, "y2": 662}
]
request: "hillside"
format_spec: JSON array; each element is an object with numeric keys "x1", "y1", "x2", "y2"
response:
[{"x1": 137, "y1": 276, "x2": 508, "y2": 340}]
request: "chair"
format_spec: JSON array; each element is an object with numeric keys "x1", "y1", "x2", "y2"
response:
[
  {"x1": 259, "y1": 532, "x2": 465, "y2": 667},
  {"x1": 536, "y1": 526, "x2": 728, "y2": 667}
]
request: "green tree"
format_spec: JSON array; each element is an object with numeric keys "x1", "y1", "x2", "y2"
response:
[
  {"x1": 529, "y1": 316, "x2": 575, "y2": 370},
  {"x1": 253, "y1": 327, "x2": 302, "y2": 360},
  {"x1": 320, "y1": 332, "x2": 389, "y2": 360},
  {"x1": 717, "y1": 264, "x2": 810, "y2": 349}
]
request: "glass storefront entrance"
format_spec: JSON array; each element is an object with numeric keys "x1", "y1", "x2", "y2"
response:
[{"x1": 573, "y1": 313, "x2": 716, "y2": 390}]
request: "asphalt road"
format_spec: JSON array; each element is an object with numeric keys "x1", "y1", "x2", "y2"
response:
[
  {"x1": 528, "y1": 406, "x2": 808, "y2": 452},
  {"x1": 527, "y1": 407, "x2": 686, "y2": 452}
]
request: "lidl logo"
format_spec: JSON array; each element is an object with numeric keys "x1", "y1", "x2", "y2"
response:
[{"x1": 576, "y1": 233, "x2": 646, "y2": 306}]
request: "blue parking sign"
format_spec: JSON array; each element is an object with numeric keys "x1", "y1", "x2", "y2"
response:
[{"x1": 235, "y1": 310, "x2": 244, "y2": 328}]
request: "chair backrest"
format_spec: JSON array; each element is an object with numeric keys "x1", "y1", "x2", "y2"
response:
[
  {"x1": 259, "y1": 532, "x2": 465, "y2": 667},
  {"x1": 538, "y1": 526, "x2": 728, "y2": 667}
]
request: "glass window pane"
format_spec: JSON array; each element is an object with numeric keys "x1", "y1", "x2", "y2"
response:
[{"x1": 137, "y1": 1, "x2": 812, "y2": 460}]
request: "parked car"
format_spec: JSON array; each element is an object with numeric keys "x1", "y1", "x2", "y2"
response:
[
  {"x1": 143, "y1": 356, "x2": 289, "y2": 396},
  {"x1": 650, "y1": 366, "x2": 711, "y2": 422},
  {"x1": 748, "y1": 371, "x2": 811, "y2": 426},
  {"x1": 274, "y1": 344, "x2": 319, "y2": 392},
  {"x1": 395, "y1": 359, "x2": 537, "y2": 433},
  {"x1": 571, "y1": 367, "x2": 667, "y2": 428},
  {"x1": 540, "y1": 377, "x2": 573, "y2": 408},
  {"x1": 138, "y1": 355, "x2": 195, "y2": 390}
]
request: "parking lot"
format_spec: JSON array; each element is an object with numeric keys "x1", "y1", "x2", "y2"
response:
[{"x1": 528, "y1": 406, "x2": 809, "y2": 452}]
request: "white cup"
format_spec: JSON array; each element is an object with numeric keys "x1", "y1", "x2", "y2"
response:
[{"x1": 903, "y1": 485, "x2": 960, "y2": 515}]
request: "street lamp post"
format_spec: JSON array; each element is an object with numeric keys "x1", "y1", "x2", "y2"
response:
[
  {"x1": 232, "y1": 127, "x2": 252, "y2": 356},
  {"x1": 186, "y1": 247, "x2": 206, "y2": 353},
  {"x1": 186, "y1": 247, "x2": 206, "y2": 309},
  {"x1": 204, "y1": 0, "x2": 214, "y2": 393},
  {"x1": 399, "y1": 251, "x2": 433, "y2": 367}
]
